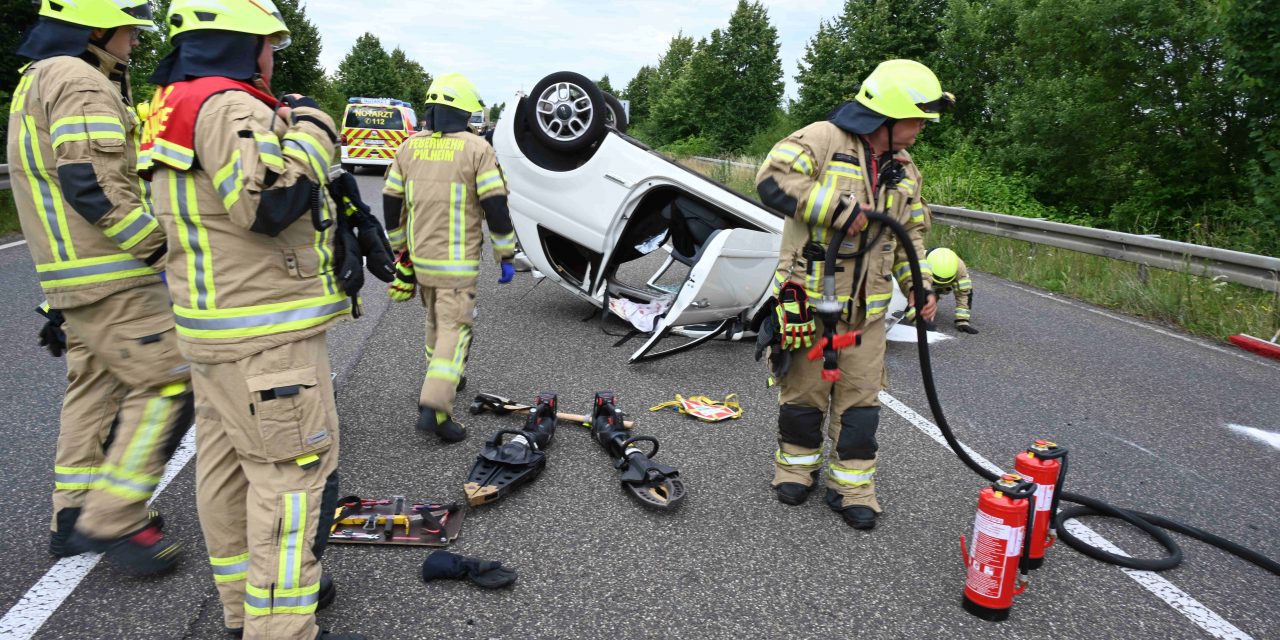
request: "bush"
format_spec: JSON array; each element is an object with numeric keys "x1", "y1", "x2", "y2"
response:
[{"x1": 660, "y1": 134, "x2": 721, "y2": 158}]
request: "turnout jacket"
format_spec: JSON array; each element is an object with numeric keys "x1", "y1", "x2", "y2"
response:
[
  {"x1": 756, "y1": 121, "x2": 932, "y2": 319},
  {"x1": 937, "y1": 256, "x2": 973, "y2": 321},
  {"x1": 382, "y1": 130, "x2": 515, "y2": 289},
  {"x1": 145, "y1": 79, "x2": 347, "y2": 364},
  {"x1": 7, "y1": 46, "x2": 165, "y2": 309}
]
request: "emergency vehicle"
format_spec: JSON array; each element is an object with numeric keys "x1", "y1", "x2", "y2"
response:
[{"x1": 340, "y1": 97, "x2": 418, "y2": 171}]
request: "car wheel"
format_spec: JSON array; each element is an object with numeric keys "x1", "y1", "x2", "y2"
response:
[
  {"x1": 342, "y1": 163, "x2": 357, "y2": 174},
  {"x1": 603, "y1": 92, "x2": 628, "y2": 133},
  {"x1": 526, "y1": 71, "x2": 607, "y2": 153}
]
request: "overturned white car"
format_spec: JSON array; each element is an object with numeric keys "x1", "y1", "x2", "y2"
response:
[{"x1": 493, "y1": 72, "x2": 907, "y2": 361}]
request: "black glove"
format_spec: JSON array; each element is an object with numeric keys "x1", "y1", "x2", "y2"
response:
[
  {"x1": 329, "y1": 171, "x2": 396, "y2": 283},
  {"x1": 421, "y1": 550, "x2": 517, "y2": 589},
  {"x1": 280, "y1": 94, "x2": 320, "y2": 110},
  {"x1": 955, "y1": 320, "x2": 979, "y2": 334},
  {"x1": 36, "y1": 306, "x2": 67, "y2": 358},
  {"x1": 331, "y1": 218, "x2": 364, "y2": 298}
]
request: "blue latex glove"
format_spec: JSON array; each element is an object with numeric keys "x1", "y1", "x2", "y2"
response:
[{"x1": 498, "y1": 261, "x2": 515, "y2": 284}]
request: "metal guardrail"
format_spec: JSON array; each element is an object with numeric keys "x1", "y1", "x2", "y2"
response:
[
  {"x1": 931, "y1": 206, "x2": 1280, "y2": 293},
  {"x1": 1, "y1": 163, "x2": 9, "y2": 190},
  {"x1": 681, "y1": 155, "x2": 1280, "y2": 294}
]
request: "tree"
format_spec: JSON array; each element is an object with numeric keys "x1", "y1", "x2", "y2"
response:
[
  {"x1": 388, "y1": 47, "x2": 432, "y2": 115},
  {"x1": 646, "y1": 1, "x2": 784, "y2": 152},
  {"x1": 622, "y1": 65, "x2": 656, "y2": 124},
  {"x1": 597, "y1": 75, "x2": 615, "y2": 95},
  {"x1": 334, "y1": 33, "x2": 397, "y2": 100},
  {"x1": 1220, "y1": 0, "x2": 1280, "y2": 217},
  {"x1": 270, "y1": 0, "x2": 326, "y2": 96},
  {"x1": 792, "y1": 0, "x2": 947, "y2": 126},
  {"x1": 701, "y1": 0, "x2": 783, "y2": 151},
  {"x1": 488, "y1": 101, "x2": 506, "y2": 123}
]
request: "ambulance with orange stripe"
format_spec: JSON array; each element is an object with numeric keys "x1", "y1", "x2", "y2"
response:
[{"x1": 339, "y1": 97, "x2": 418, "y2": 172}]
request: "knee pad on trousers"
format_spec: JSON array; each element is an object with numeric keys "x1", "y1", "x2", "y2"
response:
[
  {"x1": 160, "y1": 391, "x2": 195, "y2": 460},
  {"x1": 778, "y1": 404, "x2": 824, "y2": 450},
  {"x1": 312, "y1": 470, "x2": 340, "y2": 559},
  {"x1": 836, "y1": 406, "x2": 880, "y2": 460}
]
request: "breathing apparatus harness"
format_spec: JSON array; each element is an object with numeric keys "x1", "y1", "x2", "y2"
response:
[{"x1": 873, "y1": 208, "x2": 1280, "y2": 577}]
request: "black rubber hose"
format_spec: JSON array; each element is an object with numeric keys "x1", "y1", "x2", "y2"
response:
[{"x1": 862, "y1": 210, "x2": 1280, "y2": 577}]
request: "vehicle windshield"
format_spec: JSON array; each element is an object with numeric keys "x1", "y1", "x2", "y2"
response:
[
  {"x1": 470, "y1": 114, "x2": 484, "y2": 124},
  {"x1": 345, "y1": 106, "x2": 405, "y2": 130}
]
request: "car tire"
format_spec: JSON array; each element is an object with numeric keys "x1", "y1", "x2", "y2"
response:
[
  {"x1": 603, "y1": 92, "x2": 628, "y2": 133},
  {"x1": 526, "y1": 71, "x2": 607, "y2": 153},
  {"x1": 342, "y1": 163, "x2": 357, "y2": 174}
]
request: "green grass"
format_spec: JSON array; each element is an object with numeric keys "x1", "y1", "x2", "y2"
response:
[
  {"x1": 0, "y1": 192, "x2": 20, "y2": 238},
  {"x1": 928, "y1": 226, "x2": 1280, "y2": 341},
  {"x1": 674, "y1": 155, "x2": 1280, "y2": 342}
]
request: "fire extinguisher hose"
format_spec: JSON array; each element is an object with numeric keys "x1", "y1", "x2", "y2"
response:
[{"x1": 864, "y1": 210, "x2": 1280, "y2": 577}]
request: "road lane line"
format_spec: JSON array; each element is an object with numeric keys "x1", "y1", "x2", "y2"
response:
[
  {"x1": 879, "y1": 391, "x2": 1253, "y2": 640},
  {"x1": 0, "y1": 428, "x2": 196, "y2": 640},
  {"x1": 999, "y1": 281, "x2": 1280, "y2": 372},
  {"x1": 0, "y1": 239, "x2": 28, "y2": 251},
  {"x1": 1227, "y1": 424, "x2": 1280, "y2": 450}
]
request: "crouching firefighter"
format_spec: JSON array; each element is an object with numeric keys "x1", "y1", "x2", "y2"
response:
[
  {"x1": 755, "y1": 59, "x2": 951, "y2": 530},
  {"x1": 909, "y1": 247, "x2": 976, "y2": 334},
  {"x1": 11, "y1": 0, "x2": 191, "y2": 573},
  {"x1": 141, "y1": 1, "x2": 363, "y2": 637},
  {"x1": 382, "y1": 72, "x2": 517, "y2": 444}
]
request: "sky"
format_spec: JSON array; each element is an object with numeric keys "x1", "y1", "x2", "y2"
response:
[{"x1": 304, "y1": 0, "x2": 847, "y2": 107}]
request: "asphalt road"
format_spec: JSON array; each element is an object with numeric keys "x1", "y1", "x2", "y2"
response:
[{"x1": 0, "y1": 172, "x2": 1276, "y2": 640}]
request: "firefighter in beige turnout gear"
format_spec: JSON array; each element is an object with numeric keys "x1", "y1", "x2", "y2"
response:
[
  {"x1": 756, "y1": 60, "x2": 951, "y2": 530},
  {"x1": 10, "y1": 0, "x2": 190, "y2": 574},
  {"x1": 383, "y1": 72, "x2": 516, "y2": 443},
  {"x1": 141, "y1": 1, "x2": 362, "y2": 638}
]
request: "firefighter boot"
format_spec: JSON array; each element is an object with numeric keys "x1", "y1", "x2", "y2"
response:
[
  {"x1": 70, "y1": 523, "x2": 183, "y2": 575},
  {"x1": 318, "y1": 572, "x2": 336, "y2": 610},
  {"x1": 417, "y1": 407, "x2": 467, "y2": 443},
  {"x1": 49, "y1": 507, "x2": 81, "y2": 558},
  {"x1": 774, "y1": 470, "x2": 820, "y2": 506},
  {"x1": 825, "y1": 489, "x2": 877, "y2": 530}
]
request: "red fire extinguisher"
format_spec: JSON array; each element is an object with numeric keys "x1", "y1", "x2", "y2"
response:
[
  {"x1": 961, "y1": 473, "x2": 1038, "y2": 621},
  {"x1": 1013, "y1": 440, "x2": 1068, "y2": 570}
]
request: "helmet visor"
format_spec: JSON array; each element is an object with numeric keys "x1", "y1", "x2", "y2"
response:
[
  {"x1": 123, "y1": 2, "x2": 158, "y2": 30},
  {"x1": 268, "y1": 31, "x2": 291, "y2": 51},
  {"x1": 916, "y1": 91, "x2": 955, "y2": 116}
]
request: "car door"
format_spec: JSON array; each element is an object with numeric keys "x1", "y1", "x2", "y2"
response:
[{"x1": 628, "y1": 227, "x2": 780, "y2": 362}]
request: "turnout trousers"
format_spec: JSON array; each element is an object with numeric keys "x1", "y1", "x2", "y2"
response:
[
  {"x1": 55, "y1": 282, "x2": 192, "y2": 539},
  {"x1": 772, "y1": 306, "x2": 887, "y2": 511},
  {"x1": 192, "y1": 333, "x2": 339, "y2": 639},
  {"x1": 418, "y1": 286, "x2": 476, "y2": 414}
]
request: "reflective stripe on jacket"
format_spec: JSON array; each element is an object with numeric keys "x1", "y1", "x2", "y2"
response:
[
  {"x1": 6, "y1": 49, "x2": 163, "y2": 309},
  {"x1": 150, "y1": 89, "x2": 346, "y2": 364},
  {"x1": 756, "y1": 121, "x2": 932, "y2": 319},
  {"x1": 382, "y1": 130, "x2": 511, "y2": 289}
]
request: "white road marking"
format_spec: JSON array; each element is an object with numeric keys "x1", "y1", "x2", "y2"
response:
[
  {"x1": 0, "y1": 428, "x2": 196, "y2": 640},
  {"x1": 886, "y1": 324, "x2": 954, "y2": 343},
  {"x1": 999, "y1": 281, "x2": 1280, "y2": 372},
  {"x1": 0, "y1": 239, "x2": 28, "y2": 251},
  {"x1": 1227, "y1": 424, "x2": 1280, "y2": 450},
  {"x1": 879, "y1": 391, "x2": 1253, "y2": 640}
]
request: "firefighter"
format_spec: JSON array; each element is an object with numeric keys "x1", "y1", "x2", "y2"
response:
[
  {"x1": 925, "y1": 247, "x2": 977, "y2": 334},
  {"x1": 10, "y1": 0, "x2": 191, "y2": 574},
  {"x1": 382, "y1": 72, "x2": 516, "y2": 443},
  {"x1": 140, "y1": 1, "x2": 361, "y2": 637},
  {"x1": 756, "y1": 59, "x2": 951, "y2": 530}
]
